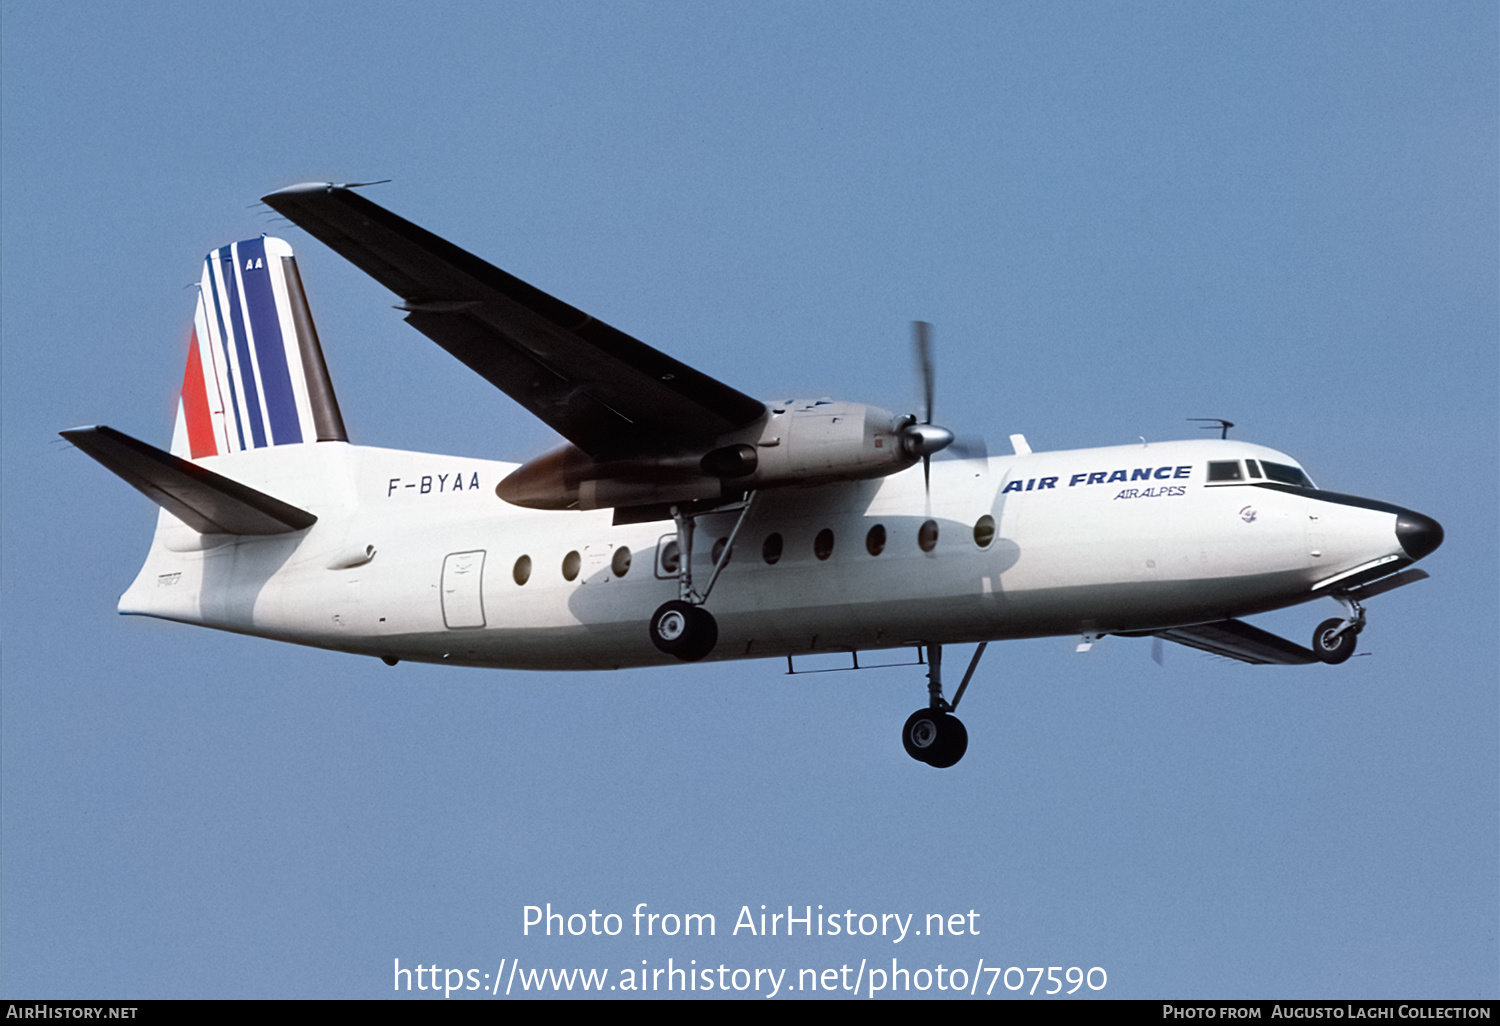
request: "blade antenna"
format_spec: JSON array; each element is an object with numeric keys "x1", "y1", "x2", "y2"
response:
[{"x1": 1188, "y1": 418, "x2": 1235, "y2": 440}]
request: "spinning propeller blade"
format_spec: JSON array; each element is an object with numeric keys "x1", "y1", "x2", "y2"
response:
[
  {"x1": 902, "y1": 321, "x2": 954, "y2": 498},
  {"x1": 914, "y1": 320, "x2": 935, "y2": 426}
]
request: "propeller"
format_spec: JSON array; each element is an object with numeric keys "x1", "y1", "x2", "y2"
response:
[
  {"x1": 900, "y1": 321, "x2": 955, "y2": 493},
  {"x1": 916, "y1": 320, "x2": 934, "y2": 425},
  {"x1": 942, "y1": 434, "x2": 989, "y2": 461}
]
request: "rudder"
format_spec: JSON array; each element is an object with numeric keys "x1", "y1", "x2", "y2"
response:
[{"x1": 175, "y1": 237, "x2": 347, "y2": 458}]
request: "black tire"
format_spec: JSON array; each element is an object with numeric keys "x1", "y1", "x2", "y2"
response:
[
  {"x1": 902, "y1": 708, "x2": 968, "y2": 768},
  {"x1": 649, "y1": 601, "x2": 718, "y2": 662},
  {"x1": 926, "y1": 715, "x2": 968, "y2": 768},
  {"x1": 902, "y1": 708, "x2": 940, "y2": 763},
  {"x1": 1312, "y1": 617, "x2": 1357, "y2": 664}
]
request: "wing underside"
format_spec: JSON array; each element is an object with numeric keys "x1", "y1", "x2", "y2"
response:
[
  {"x1": 261, "y1": 184, "x2": 765, "y2": 459},
  {"x1": 1153, "y1": 618, "x2": 1319, "y2": 665}
]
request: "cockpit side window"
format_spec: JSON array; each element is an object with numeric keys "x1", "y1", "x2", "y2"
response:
[
  {"x1": 1261, "y1": 461, "x2": 1312, "y2": 487},
  {"x1": 1206, "y1": 460, "x2": 1243, "y2": 482}
]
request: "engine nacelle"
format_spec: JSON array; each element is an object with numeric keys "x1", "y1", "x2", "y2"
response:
[
  {"x1": 739, "y1": 399, "x2": 913, "y2": 486},
  {"x1": 495, "y1": 399, "x2": 924, "y2": 511}
]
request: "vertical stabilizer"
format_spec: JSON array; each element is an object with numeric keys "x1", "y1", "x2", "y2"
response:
[{"x1": 174, "y1": 237, "x2": 347, "y2": 458}]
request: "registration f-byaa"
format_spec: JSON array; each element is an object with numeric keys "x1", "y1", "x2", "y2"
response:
[{"x1": 65, "y1": 184, "x2": 1444, "y2": 767}]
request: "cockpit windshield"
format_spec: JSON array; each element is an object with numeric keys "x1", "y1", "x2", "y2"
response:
[
  {"x1": 1205, "y1": 458, "x2": 1315, "y2": 488},
  {"x1": 1260, "y1": 460, "x2": 1313, "y2": 488}
]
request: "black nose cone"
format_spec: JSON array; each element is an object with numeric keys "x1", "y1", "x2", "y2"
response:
[{"x1": 1396, "y1": 510, "x2": 1444, "y2": 561}]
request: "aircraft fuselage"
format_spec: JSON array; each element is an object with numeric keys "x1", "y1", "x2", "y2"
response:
[{"x1": 117, "y1": 436, "x2": 1430, "y2": 671}]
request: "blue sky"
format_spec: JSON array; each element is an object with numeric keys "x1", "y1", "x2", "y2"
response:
[{"x1": 3, "y1": 1, "x2": 1495, "y2": 999}]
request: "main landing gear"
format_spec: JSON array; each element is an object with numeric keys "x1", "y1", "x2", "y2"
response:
[
  {"x1": 649, "y1": 600, "x2": 718, "y2": 662},
  {"x1": 903, "y1": 642, "x2": 987, "y2": 768},
  {"x1": 1311, "y1": 593, "x2": 1365, "y2": 665},
  {"x1": 647, "y1": 494, "x2": 755, "y2": 663}
]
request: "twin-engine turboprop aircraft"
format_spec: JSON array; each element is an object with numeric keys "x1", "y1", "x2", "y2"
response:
[{"x1": 64, "y1": 184, "x2": 1444, "y2": 767}]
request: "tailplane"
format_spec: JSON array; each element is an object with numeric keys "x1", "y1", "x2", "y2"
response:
[
  {"x1": 175, "y1": 236, "x2": 346, "y2": 458},
  {"x1": 61, "y1": 425, "x2": 316, "y2": 535}
]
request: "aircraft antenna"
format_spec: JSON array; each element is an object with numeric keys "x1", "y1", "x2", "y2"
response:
[{"x1": 1188, "y1": 418, "x2": 1235, "y2": 440}]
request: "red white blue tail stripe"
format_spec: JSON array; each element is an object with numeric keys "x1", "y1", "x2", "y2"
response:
[{"x1": 174, "y1": 237, "x2": 345, "y2": 458}]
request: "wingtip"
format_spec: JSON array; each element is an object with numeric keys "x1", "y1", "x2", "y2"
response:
[
  {"x1": 262, "y1": 180, "x2": 390, "y2": 204},
  {"x1": 261, "y1": 182, "x2": 342, "y2": 204}
]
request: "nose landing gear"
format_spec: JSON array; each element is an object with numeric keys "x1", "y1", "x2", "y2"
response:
[
  {"x1": 902, "y1": 642, "x2": 987, "y2": 768},
  {"x1": 1312, "y1": 618, "x2": 1358, "y2": 663},
  {"x1": 1312, "y1": 593, "x2": 1366, "y2": 665}
]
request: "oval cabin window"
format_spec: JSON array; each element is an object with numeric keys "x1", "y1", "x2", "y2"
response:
[
  {"x1": 973, "y1": 515, "x2": 995, "y2": 548},
  {"x1": 814, "y1": 528, "x2": 835, "y2": 561},
  {"x1": 711, "y1": 537, "x2": 732, "y2": 565},
  {"x1": 659, "y1": 540, "x2": 680, "y2": 574}
]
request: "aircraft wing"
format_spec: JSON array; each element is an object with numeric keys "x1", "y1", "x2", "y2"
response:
[
  {"x1": 1153, "y1": 618, "x2": 1319, "y2": 665},
  {"x1": 262, "y1": 184, "x2": 766, "y2": 460},
  {"x1": 61, "y1": 426, "x2": 316, "y2": 535}
]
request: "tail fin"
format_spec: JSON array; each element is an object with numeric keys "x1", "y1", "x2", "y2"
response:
[{"x1": 175, "y1": 236, "x2": 347, "y2": 459}]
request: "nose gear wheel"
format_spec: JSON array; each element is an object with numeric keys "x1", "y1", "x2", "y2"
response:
[{"x1": 1312, "y1": 617, "x2": 1357, "y2": 664}]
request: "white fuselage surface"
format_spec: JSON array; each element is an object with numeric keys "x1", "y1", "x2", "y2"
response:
[{"x1": 118, "y1": 437, "x2": 1410, "y2": 671}]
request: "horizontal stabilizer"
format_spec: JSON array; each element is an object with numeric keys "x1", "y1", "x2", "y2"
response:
[
  {"x1": 61, "y1": 425, "x2": 316, "y2": 535},
  {"x1": 1153, "y1": 618, "x2": 1318, "y2": 666}
]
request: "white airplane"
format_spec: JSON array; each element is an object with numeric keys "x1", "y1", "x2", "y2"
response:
[{"x1": 63, "y1": 183, "x2": 1444, "y2": 768}]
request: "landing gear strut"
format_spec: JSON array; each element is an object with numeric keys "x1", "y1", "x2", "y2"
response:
[
  {"x1": 902, "y1": 642, "x2": 987, "y2": 768},
  {"x1": 1312, "y1": 592, "x2": 1365, "y2": 665},
  {"x1": 648, "y1": 494, "x2": 755, "y2": 662}
]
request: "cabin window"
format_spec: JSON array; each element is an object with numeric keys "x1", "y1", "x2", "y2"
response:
[
  {"x1": 814, "y1": 528, "x2": 835, "y2": 561},
  {"x1": 659, "y1": 540, "x2": 681, "y2": 574},
  {"x1": 918, "y1": 519, "x2": 939, "y2": 553},
  {"x1": 762, "y1": 533, "x2": 783, "y2": 565},
  {"x1": 562, "y1": 550, "x2": 581, "y2": 581},
  {"x1": 1207, "y1": 460, "x2": 1243, "y2": 482},
  {"x1": 973, "y1": 514, "x2": 996, "y2": 548},
  {"x1": 611, "y1": 546, "x2": 631, "y2": 577},
  {"x1": 866, "y1": 524, "x2": 886, "y2": 556},
  {"x1": 513, "y1": 554, "x2": 532, "y2": 586},
  {"x1": 711, "y1": 537, "x2": 732, "y2": 565}
]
